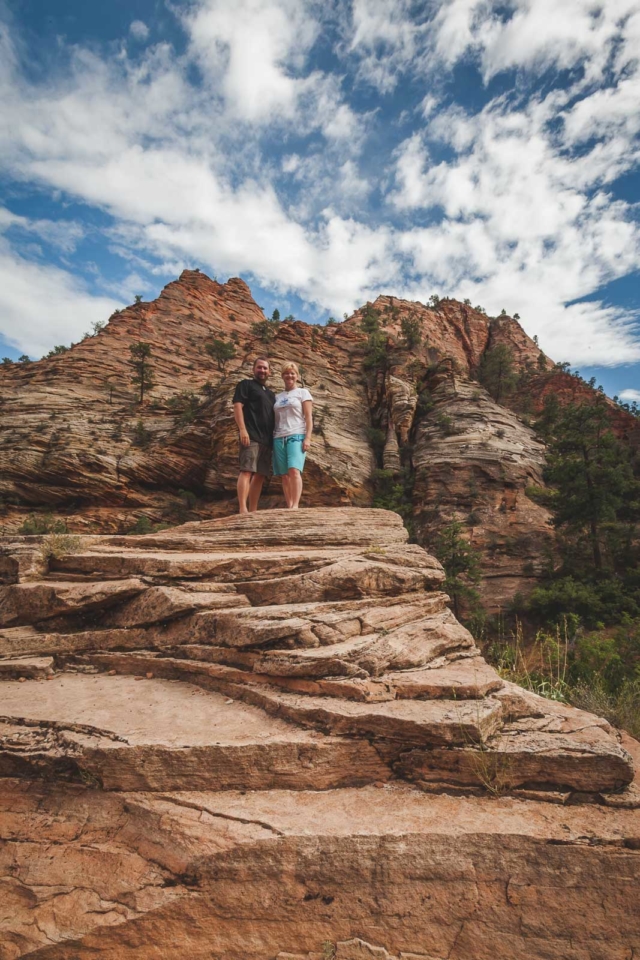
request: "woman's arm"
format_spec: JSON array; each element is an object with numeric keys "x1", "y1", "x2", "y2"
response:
[{"x1": 302, "y1": 399, "x2": 313, "y2": 452}]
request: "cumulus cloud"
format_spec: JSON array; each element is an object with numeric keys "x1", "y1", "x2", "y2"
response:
[
  {"x1": 0, "y1": 0, "x2": 638, "y2": 368},
  {"x1": 0, "y1": 207, "x2": 84, "y2": 253},
  {"x1": 620, "y1": 389, "x2": 640, "y2": 403},
  {"x1": 0, "y1": 240, "x2": 120, "y2": 357},
  {"x1": 347, "y1": 0, "x2": 424, "y2": 92},
  {"x1": 431, "y1": 0, "x2": 639, "y2": 82},
  {"x1": 129, "y1": 20, "x2": 150, "y2": 41},
  {"x1": 389, "y1": 70, "x2": 640, "y2": 364}
]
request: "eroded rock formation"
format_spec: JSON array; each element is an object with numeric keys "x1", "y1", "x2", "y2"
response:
[
  {"x1": 1, "y1": 271, "x2": 638, "y2": 611},
  {"x1": 1, "y1": 508, "x2": 638, "y2": 958}
]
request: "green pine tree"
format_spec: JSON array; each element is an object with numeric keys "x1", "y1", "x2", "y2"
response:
[
  {"x1": 542, "y1": 396, "x2": 640, "y2": 573},
  {"x1": 206, "y1": 337, "x2": 236, "y2": 371},
  {"x1": 478, "y1": 344, "x2": 517, "y2": 402},
  {"x1": 129, "y1": 342, "x2": 155, "y2": 403},
  {"x1": 433, "y1": 521, "x2": 482, "y2": 619}
]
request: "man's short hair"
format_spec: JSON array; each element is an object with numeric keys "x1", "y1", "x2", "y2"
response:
[{"x1": 253, "y1": 356, "x2": 270, "y2": 369}]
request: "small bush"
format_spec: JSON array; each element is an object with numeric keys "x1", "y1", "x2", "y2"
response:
[
  {"x1": 19, "y1": 514, "x2": 68, "y2": 535},
  {"x1": 366, "y1": 426, "x2": 386, "y2": 456},
  {"x1": 132, "y1": 419, "x2": 151, "y2": 447},
  {"x1": 126, "y1": 516, "x2": 170, "y2": 535},
  {"x1": 167, "y1": 391, "x2": 201, "y2": 425},
  {"x1": 400, "y1": 315, "x2": 422, "y2": 349},
  {"x1": 569, "y1": 678, "x2": 640, "y2": 739},
  {"x1": 40, "y1": 533, "x2": 82, "y2": 561},
  {"x1": 436, "y1": 413, "x2": 456, "y2": 435}
]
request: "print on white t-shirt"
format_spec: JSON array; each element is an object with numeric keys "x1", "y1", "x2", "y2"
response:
[{"x1": 273, "y1": 387, "x2": 313, "y2": 438}]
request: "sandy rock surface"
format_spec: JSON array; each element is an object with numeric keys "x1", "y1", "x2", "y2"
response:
[{"x1": 0, "y1": 507, "x2": 638, "y2": 958}]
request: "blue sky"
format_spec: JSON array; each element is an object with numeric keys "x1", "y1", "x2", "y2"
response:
[{"x1": 1, "y1": 0, "x2": 639, "y2": 401}]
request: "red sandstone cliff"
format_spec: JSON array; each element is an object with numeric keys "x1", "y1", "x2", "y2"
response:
[{"x1": 1, "y1": 270, "x2": 636, "y2": 609}]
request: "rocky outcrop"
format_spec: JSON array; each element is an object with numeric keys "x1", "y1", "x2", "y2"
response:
[
  {"x1": 412, "y1": 361, "x2": 553, "y2": 608},
  {"x1": 1, "y1": 508, "x2": 638, "y2": 958},
  {"x1": 1, "y1": 271, "x2": 637, "y2": 610}
]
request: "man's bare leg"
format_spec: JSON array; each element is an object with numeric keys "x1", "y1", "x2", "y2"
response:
[
  {"x1": 287, "y1": 468, "x2": 303, "y2": 509},
  {"x1": 248, "y1": 473, "x2": 266, "y2": 512},
  {"x1": 237, "y1": 471, "x2": 253, "y2": 514},
  {"x1": 281, "y1": 474, "x2": 292, "y2": 508}
]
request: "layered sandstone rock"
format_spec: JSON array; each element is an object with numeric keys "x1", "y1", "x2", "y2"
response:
[
  {"x1": 1, "y1": 508, "x2": 638, "y2": 958},
  {"x1": 411, "y1": 361, "x2": 553, "y2": 607},
  {"x1": 1, "y1": 271, "x2": 637, "y2": 611}
]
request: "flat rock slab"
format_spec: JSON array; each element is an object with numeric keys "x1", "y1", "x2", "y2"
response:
[
  {"x1": 2, "y1": 779, "x2": 640, "y2": 960},
  {"x1": 0, "y1": 674, "x2": 325, "y2": 746},
  {"x1": 102, "y1": 585, "x2": 249, "y2": 627},
  {"x1": 0, "y1": 578, "x2": 145, "y2": 626},
  {"x1": 0, "y1": 674, "x2": 390, "y2": 792},
  {"x1": 231, "y1": 686, "x2": 504, "y2": 746},
  {"x1": 123, "y1": 507, "x2": 411, "y2": 550},
  {"x1": 0, "y1": 655, "x2": 54, "y2": 679}
]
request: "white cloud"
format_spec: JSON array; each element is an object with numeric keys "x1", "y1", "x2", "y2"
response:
[
  {"x1": 0, "y1": 0, "x2": 639, "y2": 370},
  {"x1": 129, "y1": 20, "x2": 149, "y2": 41},
  {"x1": 389, "y1": 75, "x2": 640, "y2": 365},
  {"x1": 0, "y1": 206, "x2": 84, "y2": 252},
  {"x1": 620, "y1": 389, "x2": 640, "y2": 403},
  {"x1": 431, "y1": 0, "x2": 639, "y2": 82},
  {"x1": 347, "y1": 0, "x2": 424, "y2": 92},
  {"x1": 0, "y1": 240, "x2": 121, "y2": 356},
  {"x1": 184, "y1": 0, "x2": 318, "y2": 123}
]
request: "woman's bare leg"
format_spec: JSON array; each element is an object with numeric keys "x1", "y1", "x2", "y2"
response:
[
  {"x1": 287, "y1": 468, "x2": 303, "y2": 509},
  {"x1": 281, "y1": 473, "x2": 293, "y2": 508}
]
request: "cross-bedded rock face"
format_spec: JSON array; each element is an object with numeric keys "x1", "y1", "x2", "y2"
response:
[
  {"x1": 1, "y1": 508, "x2": 638, "y2": 959},
  {"x1": 5, "y1": 268, "x2": 624, "y2": 612}
]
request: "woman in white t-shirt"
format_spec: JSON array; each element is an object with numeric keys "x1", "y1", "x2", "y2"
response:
[{"x1": 272, "y1": 361, "x2": 313, "y2": 509}]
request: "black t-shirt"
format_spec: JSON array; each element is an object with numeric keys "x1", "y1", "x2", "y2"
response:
[{"x1": 232, "y1": 379, "x2": 276, "y2": 445}]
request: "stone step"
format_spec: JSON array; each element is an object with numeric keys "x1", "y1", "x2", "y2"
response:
[
  {"x1": 395, "y1": 724, "x2": 635, "y2": 794},
  {"x1": 194, "y1": 594, "x2": 452, "y2": 650},
  {"x1": 74, "y1": 650, "x2": 502, "y2": 703},
  {"x1": 0, "y1": 674, "x2": 391, "y2": 792},
  {"x1": 103, "y1": 507, "x2": 410, "y2": 551},
  {"x1": 51, "y1": 548, "x2": 343, "y2": 584},
  {"x1": 230, "y1": 684, "x2": 504, "y2": 746},
  {"x1": 250, "y1": 610, "x2": 475, "y2": 677},
  {"x1": 234, "y1": 555, "x2": 444, "y2": 606},
  {"x1": 0, "y1": 656, "x2": 54, "y2": 679},
  {"x1": 80, "y1": 652, "x2": 505, "y2": 748},
  {"x1": 0, "y1": 578, "x2": 146, "y2": 627}
]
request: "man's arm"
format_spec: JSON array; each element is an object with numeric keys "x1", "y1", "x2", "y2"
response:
[
  {"x1": 302, "y1": 399, "x2": 313, "y2": 452},
  {"x1": 233, "y1": 402, "x2": 251, "y2": 447}
]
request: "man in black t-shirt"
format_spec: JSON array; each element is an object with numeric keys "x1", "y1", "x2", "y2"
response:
[{"x1": 232, "y1": 357, "x2": 276, "y2": 514}]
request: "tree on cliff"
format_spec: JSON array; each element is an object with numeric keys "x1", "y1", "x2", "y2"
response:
[
  {"x1": 478, "y1": 344, "x2": 517, "y2": 401},
  {"x1": 433, "y1": 521, "x2": 481, "y2": 619},
  {"x1": 206, "y1": 337, "x2": 236, "y2": 371},
  {"x1": 251, "y1": 311, "x2": 280, "y2": 342},
  {"x1": 129, "y1": 342, "x2": 155, "y2": 403},
  {"x1": 542, "y1": 396, "x2": 640, "y2": 574},
  {"x1": 400, "y1": 315, "x2": 422, "y2": 350},
  {"x1": 526, "y1": 395, "x2": 640, "y2": 625}
]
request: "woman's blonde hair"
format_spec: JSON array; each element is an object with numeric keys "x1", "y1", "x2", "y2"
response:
[{"x1": 281, "y1": 361, "x2": 300, "y2": 378}]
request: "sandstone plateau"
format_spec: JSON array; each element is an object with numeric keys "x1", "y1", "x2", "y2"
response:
[
  {"x1": 1, "y1": 507, "x2": 639, "y2": 958},
  {"x1": 5, "y1": 270, "x2": 639, "y2": 608}
]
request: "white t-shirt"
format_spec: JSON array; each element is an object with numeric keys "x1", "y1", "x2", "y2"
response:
[{"x1": 273, "y1": 387, "x2": 313, "y2": 438}]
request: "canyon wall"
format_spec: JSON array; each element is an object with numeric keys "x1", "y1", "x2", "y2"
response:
[{"x1": 1, "y1": 271, "x2": 637, "y2": 609}]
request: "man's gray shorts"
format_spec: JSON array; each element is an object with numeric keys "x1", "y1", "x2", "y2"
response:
[{"x1": 238, "y1": 442, "x2": 272, "y2": 477}]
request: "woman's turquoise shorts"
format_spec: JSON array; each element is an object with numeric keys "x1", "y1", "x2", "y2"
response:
[{"x1": 273, "y1": 434, "x2": 307, "y2": 476}]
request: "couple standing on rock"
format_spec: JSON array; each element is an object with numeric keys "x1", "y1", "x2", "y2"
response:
[{"x1": 233, "y1": 357, "x2": 313, "y2": 514}]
